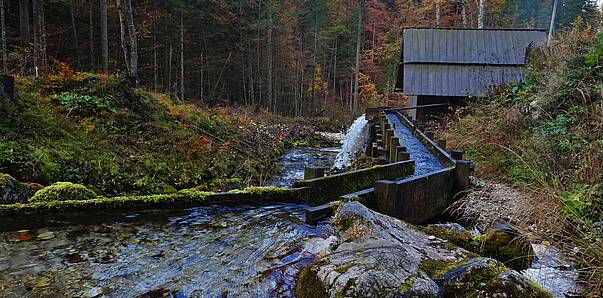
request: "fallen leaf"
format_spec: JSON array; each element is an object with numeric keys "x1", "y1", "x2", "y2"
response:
[
  {"x1": 37, "y1": 231, "x2": 55, "y2": 240},
  {"x1": 15, "y1": 235, "x2": 33, "y2": 241}
]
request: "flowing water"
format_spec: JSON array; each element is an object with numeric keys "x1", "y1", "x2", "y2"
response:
[
  {"x1": 333, "y1": 115, "x2": 369, "y2": 169},
  {"x1": 0, "y1": 148, "x2": 339, "y2": 298},
  {"x1": 269, "y1": 147, "x2": 340, "y2": 187},
  {"x1": 386, "y1": 113, "x2": 443, "y2": 176}
]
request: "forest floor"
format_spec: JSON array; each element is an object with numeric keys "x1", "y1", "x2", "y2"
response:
[{"x1": 0, "y1": 74, "x2": 340, "y2": 198}]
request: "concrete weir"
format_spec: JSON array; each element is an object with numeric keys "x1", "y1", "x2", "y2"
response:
[{"x1": 302, "y1": 108, "x2": 472, "y2": 224}]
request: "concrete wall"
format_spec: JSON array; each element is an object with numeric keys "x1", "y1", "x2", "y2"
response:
[{"x1": 293, "y1": 160, "x2": 415, "y2": 205}]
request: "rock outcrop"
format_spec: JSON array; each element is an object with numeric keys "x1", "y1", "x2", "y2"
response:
[
  {"x1": 296, "y1": 202, "x2": 551, "y2": 297},
  {"x1": 0, "y1": 173, "x2": 30, "y2": 204}
]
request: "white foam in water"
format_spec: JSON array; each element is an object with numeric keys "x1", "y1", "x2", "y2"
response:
[{"x1": 333, "y1": 115, "x2": 369, "y2": 169}]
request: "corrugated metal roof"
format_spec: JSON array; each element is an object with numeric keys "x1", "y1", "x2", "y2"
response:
[
  {"x1": 397, "y1": 28, "x2": 547, "y2": 97},
  {"x1": 403, "y1": 64, "x2": 525, "y2": 97}
]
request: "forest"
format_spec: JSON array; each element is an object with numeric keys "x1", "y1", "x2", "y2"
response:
[
  {"x1": 0, "y1": 0, "x2": 599, "y2": 117},
  {"x1": 0, "y1": 0, "x2": 602, "y2": 297}
]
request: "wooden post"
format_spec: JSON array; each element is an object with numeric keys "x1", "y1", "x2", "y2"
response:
[
  {"x1": 451, "y1": 149, "x2": 464, "y2": 160},
  {"x1": 389, "y1": 137, "x2": 399, "y2": 162},
  {"x1": 304, "y1": 167, "x2": 326, "y2": 180},
  {"x1": 454, "y1": 160, "x2": 472, "y2": 195},
  {"x1": 375, "y1": 180, "x2": 398, "y2": 217},
  {"x1": 397, "y1": 152, "x2": 410, "y2": 161},
  {"x1": 437, "y1": 139, "x2": 447, "y2": 150}
]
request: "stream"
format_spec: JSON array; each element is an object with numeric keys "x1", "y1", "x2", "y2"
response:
[{"x1": 0, "y1": 147, "x2": 339, "y2": 298}]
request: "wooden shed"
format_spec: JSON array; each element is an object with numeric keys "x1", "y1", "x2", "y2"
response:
[{"x1": 395, "y1": 28, "x2": 547, "y2": 120}]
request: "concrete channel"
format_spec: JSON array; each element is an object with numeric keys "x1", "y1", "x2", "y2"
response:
[{"x1": 302, "y1": 107, "x2": 472, "y2": 224}]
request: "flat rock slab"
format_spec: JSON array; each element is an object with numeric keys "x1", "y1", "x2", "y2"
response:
[{"x1": 297, "y1": 202, "x2": 552, "y2": 298}]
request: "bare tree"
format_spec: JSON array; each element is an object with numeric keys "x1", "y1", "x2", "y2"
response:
[
  {"x1": 180, "y1": 8, "x2": 184, "y2": 100},
  {"x1": 266, "y1": 11, "x2": 273, "y2": 110},
  {"x1": 1, "y1": 0, "x2": 7, "y2": 74},
  {"x1": 116, "y1": 0, "x2": 130, "y2": 73},
  {"x1": 461, "y1": 0, "x2": 467, "y2": 28},
  {"x1": 19, "y1": 0, "x2": 30, "y2": 49},
  {"x1": 126, "y1": 0, "x2": 138, "y2": 81},
  {"x1": 70, "y1": 0, "x2": 80, "y2": 67},
  {"x1": 100, "y1": 0, "x2": 108, "y2": 72},
  {"x1": 32, "y1": 0, "x2": 41, "y2": 75},
  {"x1": 89, "y1": 1, "x2": 94, "y2": 69},
  {"x1": 548, "y1": 0, "x2": 559, "y2": 45},
  {"x1": 352, "y1": 0, "x2": 363, "y2": 117},
  {"x1": 435, "y1": 0, "x2": 441, "y2": 28},
  {"x1": 478, "y1": 0, "x2": 485, "y2": 29}
]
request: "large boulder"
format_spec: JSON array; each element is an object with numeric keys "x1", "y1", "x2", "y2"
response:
[
  {"x1": 296, "y1": 202, "x2": 551, "y2": 297},
  {"x1": 0, "y1": 173, "x2": 30, "y2": 204},
  {"x1": 30, "y1": 182, "x2": 97, "y2": 203}
]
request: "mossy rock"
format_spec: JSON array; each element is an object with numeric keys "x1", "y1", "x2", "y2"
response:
[
  {"x1": 418, "y1": 224, "x2": 478, "y2": 252},
  {"x1": 0, "y1": 173, "x2": 30, "y2": 204},
  {"x1": 29, "y1": 182, "x2": 98, "y2": 203},
  {"x1": 435, "y1": 257, "x2": 552, "y2": 298},
  {"x1": 477, "y1": 222, "x2": 534, "y2": 270},
  {"x1": 296, "y1": 266, "x2": 328, "y2": 298}
]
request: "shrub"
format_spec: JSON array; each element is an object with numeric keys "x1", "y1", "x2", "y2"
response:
[
  {"x1": 56, "y1": 92, "x2": 115, "y2": 115},
  {"x1": 30, "y1": 182, "x2": 97, "y2": 203}
]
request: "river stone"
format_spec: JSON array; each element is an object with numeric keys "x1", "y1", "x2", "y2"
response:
[
  {"x1": 478, "y1": 221, "x2": 535, "y2": 270},
  {"x1": 296, "y1": 202, "x2": 553, "y2": 298},
  {"x1": 0, "y1": 173, "x2": 30, "y2": 204},
  {"x1": 296, "y1": 201, "x2": 472, "y2": 297},
  {"x1": 435, "y1": 257, "x2": 552, "y2": 298}
]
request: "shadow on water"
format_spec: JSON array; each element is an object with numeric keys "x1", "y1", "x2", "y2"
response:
[
  {"x1": 0, "y1": 204, "x2": 333, "y2": 297},
  {"x1": 0, "y1": 148, "x2": 340, "y2": 298}
]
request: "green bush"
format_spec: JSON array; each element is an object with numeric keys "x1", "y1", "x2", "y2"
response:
[
  {"x1": 56, "y1": 92, "x2": 115, "y2": 115},
  {"x1": 30, "y1": 182, "x2": 97, "y2": 203}
]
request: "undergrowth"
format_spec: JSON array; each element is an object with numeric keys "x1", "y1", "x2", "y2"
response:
[
  {"x1": 0, "y1": 71, "x2": 337, "y2": 197},
  {"x1": 439, "y1": 22, "x2": 603, "y2": 295}
]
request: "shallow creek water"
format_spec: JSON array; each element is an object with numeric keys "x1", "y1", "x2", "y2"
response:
[{"x1": 0, "y1": 147, "x2": 339, "y2": 298}]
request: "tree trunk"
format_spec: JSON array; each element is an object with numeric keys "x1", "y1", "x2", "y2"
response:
[
  {"x1": 352, "y1": 0, "x2": 363, "y2": 117},
  {"x1": 70, "y1": 0, "x2": 80, "y2": 67},
  {"x1": 116, "y1": 0, "x2": 130, "y2": 73},
  {"x1": 100, "y1": 0, "x2": 108, "y2": 72},
  {"x1": 19, "y1": 0, "x2": 30, "y2": 49},
  {"x1": 266, "y1": 12, "x2": 273, "y2": 110},
  {"x1": 461, "y1": 0, "x2": 467, "y2": 28},
  {"x1": 0, "y1": 0, "x2": 7, "y2": 74},
  {"x1": 168, "y1": 45, "x2": 172, "y2": 93},
  {"x1": 89, "y1": 1, "x2": 94, "y2": 69},
  {"x1": 126, "y1": 0, "x2": 138, "y2": 81},
  {"x1": 478, "y1": 0, "x2": 485, "y2": 29},
  {"x1": 548, "y1": 0, "x2": 559, "y2": 45},
  {"x1": 180, "y1": 8, "x2": 184, "y2": 100},
  {"x1": 41, "y1": 1, "x2": 47, "y2": 72},
  {"x1": 32, "y1": 0, "x2": 41, "y2": 76},
  {"x1": 152, "y1": 16, "x2": 157, "y2": 92},
  {"x1": 435, "y1": 1, "x2": 441, "y2": 28}
]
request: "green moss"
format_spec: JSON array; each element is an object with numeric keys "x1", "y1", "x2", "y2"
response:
[
  {"x1": 0, "y1": 185, "x2": 304, "y2": 217},
  {"x1": 419, "y1": 258, "x2": 465, "y2": 278},
  {"x1": 398, "y1": 277, "x2": 416, "y2": 292},
  {"x1": 417, "y1": 225, "x2": 477, "y2": 252},
  {"x1": 30, "y1": 182, "x2": 97, "y2": 203},
  {"x1": 478, "y1": 229, "x2": 534, "y2": 270},
  {"x1": 296, "y1": 266, "x2": 327, "y2": 298},
  {"x1": 334, "y1": 263, "x2": 355, "y2": 273}
]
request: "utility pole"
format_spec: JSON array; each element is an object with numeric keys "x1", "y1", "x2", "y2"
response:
[{"x1": 548, "y1": 0, "x2": 559, "y2": 45}]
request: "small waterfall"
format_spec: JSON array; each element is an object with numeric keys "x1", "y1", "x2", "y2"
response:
[{"x1": 333, "y1": 115, "x2": 369, "y2": 169}]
